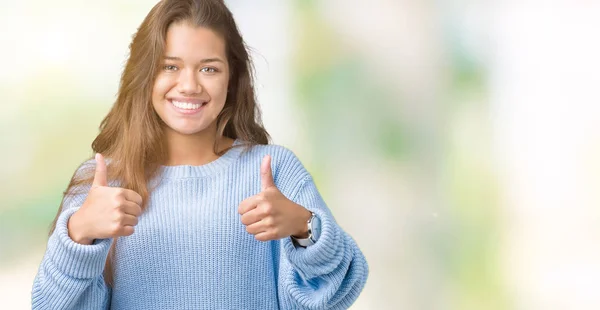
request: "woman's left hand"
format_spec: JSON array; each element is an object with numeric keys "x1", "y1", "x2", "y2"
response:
[{"x1": 238, "y1": 155, "x2": 312, "y2": 242}]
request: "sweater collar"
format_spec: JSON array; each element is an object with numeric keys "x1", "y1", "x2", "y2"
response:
[{"x1": 159, "y1": 139, "x2": 244, "y2": 179}]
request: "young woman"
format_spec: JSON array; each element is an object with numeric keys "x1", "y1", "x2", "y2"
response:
[{"x1": 31, "y1": 0, "x2": 368, "y2": 309}]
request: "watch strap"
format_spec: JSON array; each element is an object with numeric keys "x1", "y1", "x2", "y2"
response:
[{"x1": 290, "y1": 212, "x2": 316, "y2": 247}]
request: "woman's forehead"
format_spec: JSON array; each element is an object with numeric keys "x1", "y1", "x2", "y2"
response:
[{"x1": 164, "y1": 23, "x2": 226, "y2": 62}]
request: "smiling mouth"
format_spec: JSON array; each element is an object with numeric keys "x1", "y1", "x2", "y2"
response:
[
  {"x1": 166, "y1": 99, "x2": 208, "y2": 116},
  {"x1": 169, "y1": 99, "x2": 207, "y2": 110}
]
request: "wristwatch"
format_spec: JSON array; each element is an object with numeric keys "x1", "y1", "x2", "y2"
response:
[{"x1": 290, "y1": 212, "x2": 320, "y2": 247}]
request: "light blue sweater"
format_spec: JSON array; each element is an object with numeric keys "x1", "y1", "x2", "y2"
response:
[{"x1": 31, "y1": 141, "x2": 369, "y2": 310}]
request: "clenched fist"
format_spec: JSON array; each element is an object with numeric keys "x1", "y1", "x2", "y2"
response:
[
  {"x1": 67, "y1": 153, "x2": 143, "y2": 245},
  {"x1": 238, "y1": 155, "x2": 312, "y2": 242}
]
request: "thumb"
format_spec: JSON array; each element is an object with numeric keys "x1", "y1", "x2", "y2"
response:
[
  {"x1": 261, "y1": 155, "x2": 275, "y2": 191},
  {"x1": 93, "y1": 153, "x2": 108, "y2": 187}
]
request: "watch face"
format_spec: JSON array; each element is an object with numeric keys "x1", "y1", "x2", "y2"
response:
[{"x1": 310, "y1": 213, "x2": 321, "y2": 242}]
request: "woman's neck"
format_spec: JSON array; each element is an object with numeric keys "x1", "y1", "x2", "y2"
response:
[{"x1": 163, "y1": 128, "x2": 234, "y2": 166}]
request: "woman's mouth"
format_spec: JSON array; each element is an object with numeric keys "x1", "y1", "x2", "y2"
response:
[{"x1": 169, "y1": 99, "x2": 207, "y2": 115}]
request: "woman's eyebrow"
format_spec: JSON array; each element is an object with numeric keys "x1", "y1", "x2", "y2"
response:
[{"x1": 164, "y1": 56, "x2": 225, "y2": 64}]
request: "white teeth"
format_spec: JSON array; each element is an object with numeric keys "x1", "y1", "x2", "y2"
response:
[{"x1": 172, "y1": 100, "x2": 202, "y2": 110}]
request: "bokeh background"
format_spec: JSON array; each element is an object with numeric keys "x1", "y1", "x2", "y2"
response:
[{"x1": 1, "y1": 0, "x2": 599, "y2": 309}]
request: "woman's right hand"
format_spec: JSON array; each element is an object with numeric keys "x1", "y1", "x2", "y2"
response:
[{"x1": 67, "y1": 153, "x2": 143, "y2": 245}]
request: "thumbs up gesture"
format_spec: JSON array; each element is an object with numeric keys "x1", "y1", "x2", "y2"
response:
[
  {"x1": 238, "y1": 155, "x2": 312, "y2": 242},
  {"x1": 67, "y1": 153, "x2": 143, "y2": 245}
]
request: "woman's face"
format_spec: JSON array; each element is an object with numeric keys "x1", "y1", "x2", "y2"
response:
[{"x1": 152, "y1": 22, "x2": 230, "y2": 136}]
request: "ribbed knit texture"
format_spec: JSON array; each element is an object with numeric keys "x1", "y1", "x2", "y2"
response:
[{"x1": 31, "y1": 141, "x2": 369, "y2": 310}]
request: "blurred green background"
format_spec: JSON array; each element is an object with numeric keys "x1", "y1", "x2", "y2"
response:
[{"x1": 1, "y1": 1, "x2": 600, "y2": 309}]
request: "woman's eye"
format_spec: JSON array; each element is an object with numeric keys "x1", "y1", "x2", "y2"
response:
[
  {"x1": 201, "y1": 67, "x2": 217, "y2": 73},
  {"x1": 163, "y1": 65, "x2": 178, "y2": 71}
]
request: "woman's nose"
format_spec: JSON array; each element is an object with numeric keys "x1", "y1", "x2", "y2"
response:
[{"x1": 177, "y1": 69, "x2": 202, "y2": 95}]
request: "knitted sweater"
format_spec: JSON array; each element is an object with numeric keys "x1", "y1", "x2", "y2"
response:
[{"x1": 31, "y1": 141, "x2": 369, "y2": 310}]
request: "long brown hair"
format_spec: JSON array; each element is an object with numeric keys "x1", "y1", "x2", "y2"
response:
[{"x1": 48, "y1": 0, "x2": 269, "y2": 287}]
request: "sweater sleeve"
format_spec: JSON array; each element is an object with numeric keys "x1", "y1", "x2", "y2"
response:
[
  {"x1": 277, "y1": 177, "x2": 369, "y2": 310},
  {"x1": 31, "y1": 162, "x2": 113, "y2": 310}
]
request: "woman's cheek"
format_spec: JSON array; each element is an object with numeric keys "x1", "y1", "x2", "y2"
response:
[
  {"x1": 153, "y1": 75, "x2": 175, "y2": 97},
  {"x1": 208, "y1": 76, "x2": 229, "y2": 100}
]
